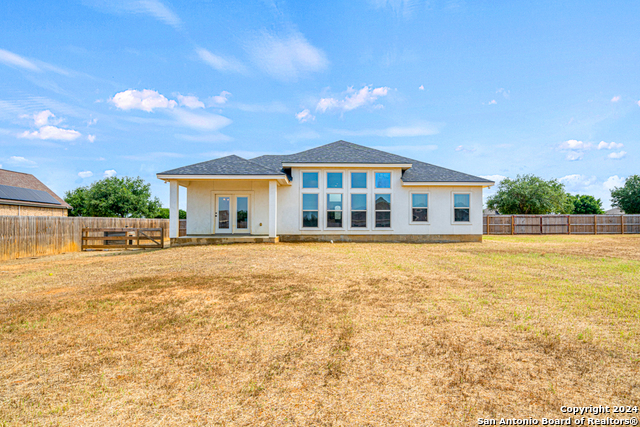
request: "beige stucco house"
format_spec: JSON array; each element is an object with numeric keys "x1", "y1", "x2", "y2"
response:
[{"x1": 157, "y1": 141, "x2": 494, "y2": 245}]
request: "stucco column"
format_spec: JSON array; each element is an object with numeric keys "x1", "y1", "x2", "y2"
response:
[
  {"x1": 269, "y1": 180, "x2": 277, "y2": 238},
  {"x1": 169, "y1": 180, "x2": 179, "y2": 238}
]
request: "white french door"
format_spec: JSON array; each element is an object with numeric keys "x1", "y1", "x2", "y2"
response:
[{"x1": 214, "y1": 194, "x2": 250, "y2": 234}]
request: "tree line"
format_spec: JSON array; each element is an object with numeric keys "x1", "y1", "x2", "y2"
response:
[
  {"x1": 487, "y1": 174, "x2": 640, "y2": 215},
  {"x1": 63, "y1": 174, "x2": 640, "y2": 218}
]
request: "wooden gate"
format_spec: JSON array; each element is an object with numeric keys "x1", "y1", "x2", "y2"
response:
[{"x1": 81, "y1": 228, "x2": 164, "y2": 250}]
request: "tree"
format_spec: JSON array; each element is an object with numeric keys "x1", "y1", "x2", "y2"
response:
[
  {"x1": 610, "y1": 175, "x2": 640, "y2": 214},
  {"x1": 486, "y1": 174, "x2": 573, "y2": 214},
  {"x1": 64, "y1": 176, "x2": 162, "y2": 218},
  {"x1": 155, "y1": 207, "x2": 186, "y2": 219},
  {"x1": 569, "y1": 194, "x2": 604, "y2": 214}
]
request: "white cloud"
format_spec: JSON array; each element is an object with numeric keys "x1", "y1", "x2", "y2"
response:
[
  {"x1": 295, "y1": 109, "x2": 315, "y2": 123},
  {"x1": 333, "y1": 123, "x2": 439, "y2": 137},
  {"x1": 597, "y1": 141, "x2": 624, "y2": 150},
  {"x1": 19, "y1": 125, "x2": 81, "y2": 141},
  {"x1": 637, "y1": 100, "x2": 640, "y2": 107},
  {"x1": 418, "y1": 85, "x2": 424, "y2": 90},
  {"x1": 235, "y1": 102, "x2": 288, "y2": 113},
  {"x1": 611, "y1": 95, "x2": 621, "y2": 102},
  {"x1": 481, "y1": 175, "x2": 507, "y2": 184},
  {"x1": 559, "y1": 174, "x2": 597, "y2": 188},
  {"x1": 176, "y1": 94, "x2": 204, "y2": 109},
  {"x1": 88, "y1": 0, "x2": 182, "y2": 29},
  {"x1": 603, "y1": 175, "x2": 625, "y2": 191},
  {"x1": 87, "y1": 134, "x2": 96, "y2": 143},
  {"x1": 316, "y1": 85, "x2": 390, "y2": 113},
  {"x1": 246, "y1": 30, "x2": 328, "y2": 81},
  {"x1": 111, "y1": 89, "x2": 177, "y2": 112},
  {"x1": 608, "y1": 151, "x2": 627, "y2": 159},
  {"x1": 8, "y1": 156, "x2": 37, "y2": 167},
  {"x1": 558, "y1": 139, "x2": 592, "y2": 150},
  {"x1": 172, "y1": 109, "x2": 232, "y2": 130},
  {"x1": 175, "y1": 133, "x2": 232, "y2": 142},
  {"x1": 455, "y1": 145, "x2": 476, "y2": 153},
  {"x1": 195, "y1": 48, "x2": 247, "y2": 74},
  {"x1": 565, "y1": 151, "x2": 584, "y2": 161},
  {"x1": 78, "y1": 171, "x2": 93, "y2": 178},
  {"x1": 103, "y1": 169, "x2": 117, "y2": 178},
  {"x1": 209, "y1": 91, "x2": 231, "y2": 105},
  {"x1": 487, "y1": 99, "x2": 497, "y2": 105},
  {"x1": 33, "y1": 110, "x2": 55, "y2": 127},
  {"x1": 497, "y1": 88, "x2": 510, "y2": 99},
  {"x1": 0, "y1": 48, "x2": 41, "y2": 71}
]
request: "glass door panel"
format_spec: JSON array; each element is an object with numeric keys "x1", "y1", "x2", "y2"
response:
[
  {"x1": 236, "y1": 196, "x2": 249, "y2": 231},
  {"x1": 217, "y1": 196, "x2": 231, "y2": 233}
]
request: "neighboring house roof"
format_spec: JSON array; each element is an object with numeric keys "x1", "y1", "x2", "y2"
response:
[
  {"x1": 606, "y1": 207, "x2": 624, "y2": 215},
  {"x1": 0, "y1": 169, "x2": 71, "y2": 209},
  {"x1": 158, "y1": 140, "x2": 494, "y2": 184},
  {"x1": 158, "y1": 155, "x2": 286, "y2": 176}
]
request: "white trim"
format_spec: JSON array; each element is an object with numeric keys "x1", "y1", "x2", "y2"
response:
[
  {"x1": 402, "y1": 181, "x2": 493, "y2": 187},
  {"x1": 284, "y1": 163, "x2": 411, "y2": 168},
  {"x1": 451, "y1": 191, "x2": 472, "y2": 225},
  {"x1": 409, "y1": 191, "x2": 430, "y2": 225}
]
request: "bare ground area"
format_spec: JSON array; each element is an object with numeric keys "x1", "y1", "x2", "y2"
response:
[{"x1": 1, "y1": 235, "x2": 639, "y2": 426}]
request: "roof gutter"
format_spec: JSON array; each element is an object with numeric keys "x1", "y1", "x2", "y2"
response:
[
  {"x1": 401, "y1": 181, "x2": 495, "y2": 188},
  {"x1": 156, "y1": 174, "x2": 290, "y2": 185}
]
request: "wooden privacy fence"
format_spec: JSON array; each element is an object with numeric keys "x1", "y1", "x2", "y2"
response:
[
  {"x1": 484, "y1": 215, "x2": 640, "y2": 235},
  {"x1": 82, "y1": 228, "x2": 164, "y2": 250},
  {"x1": 0, "y1": 216, "x2": 169, "y2": 261}
]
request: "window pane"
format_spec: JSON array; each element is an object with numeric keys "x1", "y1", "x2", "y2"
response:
[
  {"x1": 454, "y1": 208, "x2": 470, "y2": 222},
  {"x1": 327, "y1": 193, "x2": 342, "y2": 210},
  {"x1": 454, "y1": 194, "x2": 470, "y2": 208},
  {"x1": 375, "y1": 211, "x2": 391, "y2": 227},
  {"x1": 218, "y1": 197, "x2": 230, "y2": 229},
  {"x1": 237, "y1": 197, "x2": 248, "y2": 229},
  {"x1": 412, "y1": 193, "x2": 428, "y2": 208},
  {"x1": 327, "y1": 211, "x2": 343, "y2": 227},
  {"x1": 351, "y1": 194, "x2": 367, "y2": 211},
  {"x1": 303, "y1": 211, "x2": 318, "y2": 227},
  {"x1": 351, "y1": 172, "x2": 367, "y2": 189},
  {"x1": 412, "y1": 208, "x2": 428, "y2": 222},
  {"x1": 375, "y1": 172, "x2": 391, "y2": 188},
  {"x1": 351, "y1": 211, "x2": 366, "y2": 227},
  {"x1": 327, "y1": 172, "x2": 343, "y2": 188},
  {"x1": 375, "y1": 194, "x2": 391, "y2": 211},
  {"x1": 302, "y1": 172, "x2": 318, "y2": 188},
  {"x1": 302, "y1": 193, "x2": 318, "y2": 210}
]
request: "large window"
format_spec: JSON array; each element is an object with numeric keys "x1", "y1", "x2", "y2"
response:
[
  {"x1": 237, "y1": 196, "x2": 248, "y2": 229},
  {"x1": 375, "y1": 194, "x2": 391, "y2": 228},
  {"x1": 302, "y1": 172, "x2": 318, "y2": 189},
  {"x1": 326, "y1": 194, "x2": 343, "y2": 227},
  {"x1": 351, "y1": 172, "x2": 367, "y2": 189},
  {"x1": 454, "y1": 193, "x2": 470, "y2": 222},
  {"x1": 351, "y1": 194, "x2": 367, "y2": 228},
  {"x1": 327, "y1": 172, "x2": 343, "y2": 189},
  {"x1": 302, "y1": 193, "x2": 319, "y2": 227},
  {"x1": 412, "y1": 194, "x2": 428, "y2": 222},
  {"x1": 375, "y1": 172, "x2": 391, "y2": 189}
]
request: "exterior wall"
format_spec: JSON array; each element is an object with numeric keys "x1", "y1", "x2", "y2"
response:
[
  {"x1": 0, "y1": 204, "x2": 68, "y2": 216},
  {"x1": 277, "y1": 167, "x2": 485, "y2": 236},
  {"x1": 185, "y1": 180, "x2": 270, "y2": 235}
]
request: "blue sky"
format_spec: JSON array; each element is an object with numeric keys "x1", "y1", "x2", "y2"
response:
[{"x1": 1, "y1": 0, "x2": 638, "y2": 209}]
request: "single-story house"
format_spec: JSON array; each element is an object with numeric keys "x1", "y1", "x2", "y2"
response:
[
  {"x1": 157, "y1": 140, "x2": 494, "y2": 245},
  {"x1": 0, "y1": 169, "x2": 70, "y2": 216}
]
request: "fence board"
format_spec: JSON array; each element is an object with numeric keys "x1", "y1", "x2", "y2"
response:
[
  {"x1": 0, "y1": 216, "x2": 169, "y2": 261},
  {"x1": 484, "y1": 214, "x2": 640, "y2": 235}
]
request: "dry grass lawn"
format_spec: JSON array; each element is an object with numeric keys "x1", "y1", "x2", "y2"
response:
[{"x1": 1, "y1": 235, "x2": 639, "y2": 426}]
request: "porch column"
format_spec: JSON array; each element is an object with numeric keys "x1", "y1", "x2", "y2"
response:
[
  {"x1": 269, "y1": 180, "x2": 277, "y2": 238},
  {"x1": 169, "y1": 180, "x2": 179, "y2": 238}
]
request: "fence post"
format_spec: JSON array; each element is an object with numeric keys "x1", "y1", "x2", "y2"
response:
[
  {"x1": 540, "y1": 216, "x2": 543, "y2": 234},
  {"x1": 487, "y1": 216, "x2": 491, "y2": 235},
  {"x1": 621, "y1": 215, "x2": 624, "y2": 234},
  {"x1": 594, "y1": 215, "x2": 597, "y2": 235},
  {"x1": 567, "y1": 215, "x2": 571, "y2": 235},
  {"x1": 511, "y1": 215, "x2": 515, "y2": 235}
]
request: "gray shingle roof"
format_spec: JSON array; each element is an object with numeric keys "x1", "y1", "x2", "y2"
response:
[
  {"x1": 158, "y1": 155, "x2": 286, "y2": 176},
  {"x1": 158, "y1": 141, "x2": 493, "y2": 183}
]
